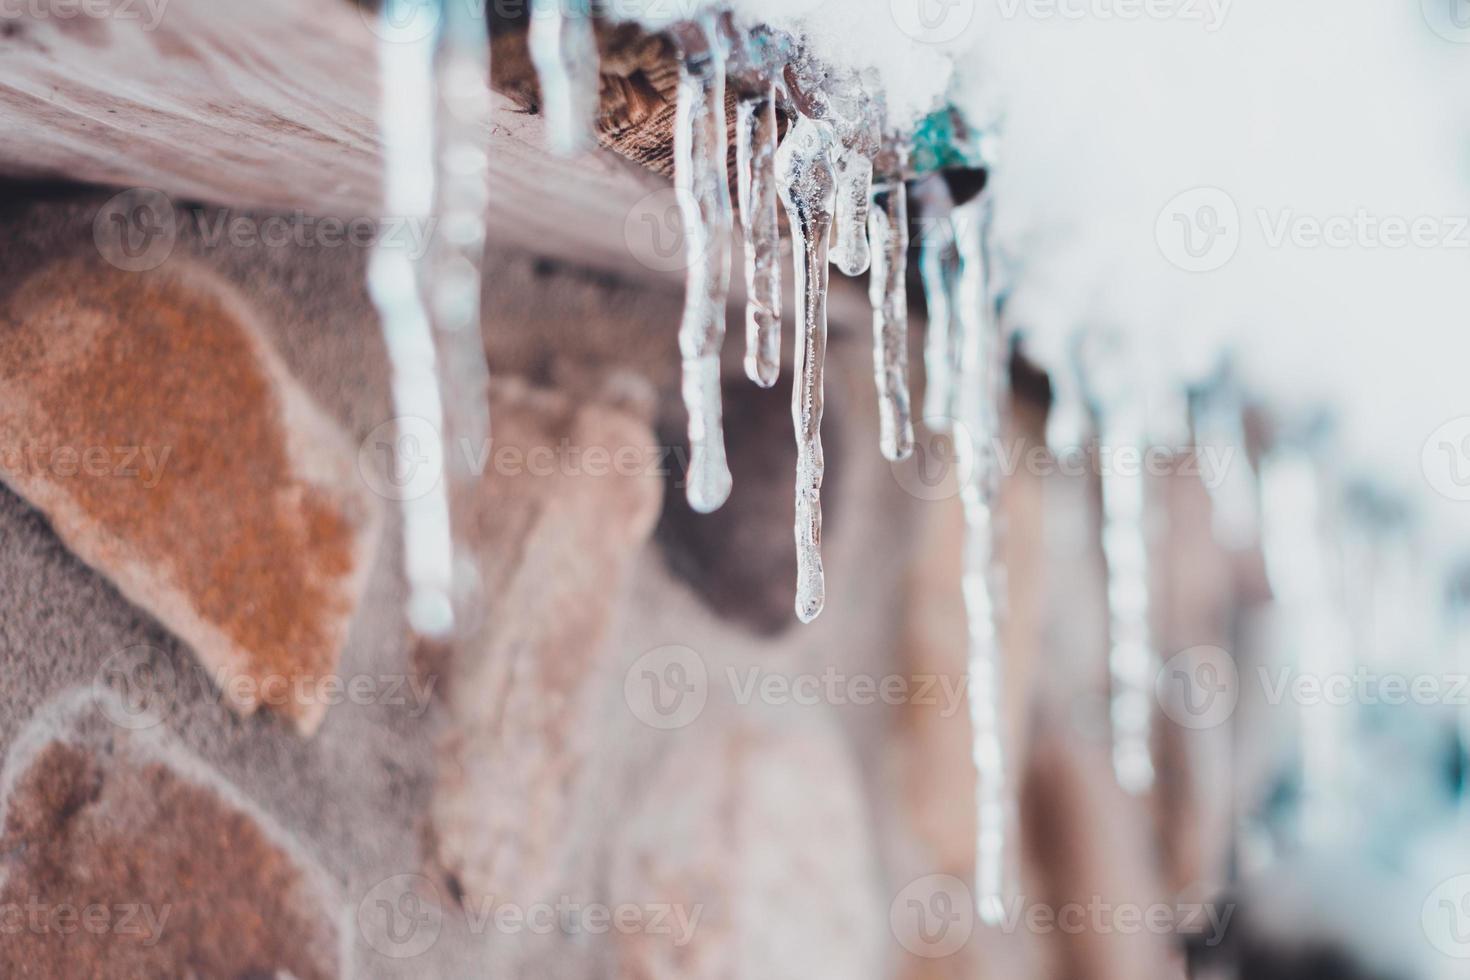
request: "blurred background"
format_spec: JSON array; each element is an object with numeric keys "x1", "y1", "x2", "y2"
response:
[{"x1": 2, "y1": 1, "x2": 1470, "y2": 978}]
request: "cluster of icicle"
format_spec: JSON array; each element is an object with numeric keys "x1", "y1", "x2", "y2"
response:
[
  {"x1": 654, "y1": 13, "x2": 1016, "y2": 923},
  {"x1": 363, "y1": 0, "x2": 1174, "y2": 931}
]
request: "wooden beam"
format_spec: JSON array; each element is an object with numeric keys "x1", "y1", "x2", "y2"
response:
[{"x1": 0, "y1": 0, "x2": 871, "y2": 326}]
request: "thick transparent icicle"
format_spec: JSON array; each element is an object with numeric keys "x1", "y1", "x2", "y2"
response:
[
  {"x1": 953, "y1": 194, "x2": 1011, "y2": 925},
  {"x1": 830, "y1": 145, "x2": 874, "y2": 276},
  {"x1": 1098, "y1": 404, "x2": 1156, "y2": 794},
  {"x1": 673, "y1": 18, "x2": 733, "y2": 514},
  {"x1": 529, "y1": 0, "x2": 600, "y2": 155},
  {"x1": 776, "y1": 114, "x2": 837, "y2": 624},
  {"x1": 868, "y1": 175, "x2": 913, "y2": 461},
  {"x1": 914, "y1": 178, "x2": 960, "y2": 430},
  {"x1": 736, "y1": 86, "x2": 782, "y2": 388}
]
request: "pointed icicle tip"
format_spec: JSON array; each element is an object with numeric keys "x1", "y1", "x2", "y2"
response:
[
  {"x1": 673, "y1": 14, "x2": 734, "y2": 515},
  {"x1": 776, "y1": 110, "x2": 837, "y2": 627}
]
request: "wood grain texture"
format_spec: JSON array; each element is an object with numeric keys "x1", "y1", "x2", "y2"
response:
[{"x1": 0, "y1": 0, "x2": 869, "y2": 326}]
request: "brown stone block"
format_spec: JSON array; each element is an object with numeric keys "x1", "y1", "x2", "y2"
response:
[{"x1": 0, "y1": 258, "x2": 381, "y2": 734}]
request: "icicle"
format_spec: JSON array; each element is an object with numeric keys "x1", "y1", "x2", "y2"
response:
[
  {"x1": 868, "y1": 163, "x2": 913, "y2": 461},
  {"x1": 913, "y1": 177, "x2": 960, "y2": 430},
  {"x1": 776, "y1": 113, "x2": 837, "y2": 624},
  {"x1": 830, "y1": 144, "x2": 875, "y2": 276},
  {"x1": 528, "y1": 0, "x2": 600, "y2": 155},
  {"x1": 427, "y1": 0, "x2": 494, "y2": 635},
  {"x1": 1259, "y1": 443, "x2": 1349, "y2": 839},
  {"x1": 1082, "y1": 338, "x2": 1157, "y2": 795},
  {"x1": 368, "y1": 0, "x2": 493, "y2": 639},
  {"x1": 735, "y1": 85, "x2": 782, "y2": 389},
  {"x1": 1045, "y1": 340, "x2": 1090, "y2": 454},
  {"x1": 1191, "y1": 359, "x2": 1259, "y2": 550},
  {"x1": 672, "y1": 17, "x2": 734, "y2": 514},
  {"x1": 952, "y1": 192, "x2": 1011, "y2": 926},
  {"x1": 1099, "y1": 406, "x2": 1156, "y2": 794}
]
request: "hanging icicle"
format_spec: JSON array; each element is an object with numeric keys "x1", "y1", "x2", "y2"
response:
[
  {"x1": 1081, "y1": 337, "x2": 1158, "y2": 795},
  {"x1": 913, "y1": 176, "x2": 960, "y2": 430},
  {"x1": 427, "y1": 0, "x2": 495, "y2": 635},
  {"x1": 528, "y1": 0, "x2": 600, "y2": 155},
  {"x1": 867, "y1": 151, "x2": 914, "y2": 462},
  {"x1": 1259, "y1": 436, "x2": 1349, "y2": 840},
  {"x1": 735, "y1": 83, "x2": 782, "y2": 389},
  {"x1": 828, "y1": 80, "x2": 880, "y2": 277},
  {"x1": 951, "y1": 191, "x2": 1011, "y2": 925},
  {"x1": 672, "y1": 16, "x2": 734, "y2": 514},
  {"x1": 776, "y1": 112, "x2": 838, "y2": 624},
  {"x1": 368, "y1": 0, "x2": 492, "y2": 639}
]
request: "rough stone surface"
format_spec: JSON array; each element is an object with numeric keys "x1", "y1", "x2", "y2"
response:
[
  {"x1": 0, "y1": 692, "x2": 342, "y2": 979},
  {"x1": 430, "y1": 377, "x2": 665, "y2": 911},
  {"x1": 0, "y1": 258, "x2": 380, "y2": 733},
  {"x1": 609, "y1": 714, "x2": 884, "y2": 980}
]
